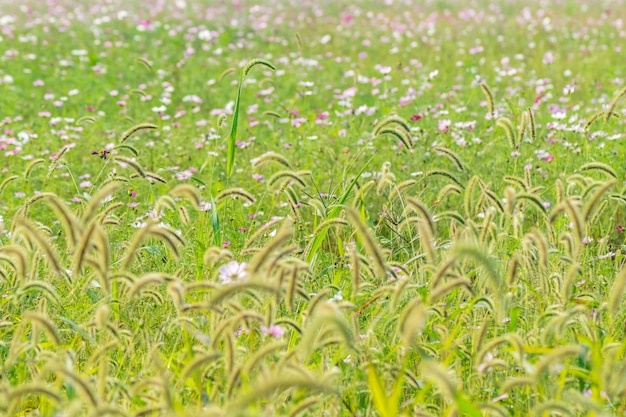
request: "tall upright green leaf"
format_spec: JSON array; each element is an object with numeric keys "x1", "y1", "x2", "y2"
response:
[{"x1": 225, "y1": 58, "x2": 276, "y2": 178}]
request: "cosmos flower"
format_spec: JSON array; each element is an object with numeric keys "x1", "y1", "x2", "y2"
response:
[{"x1": 219, "y1": 260, "x2": 247, "y2": 284}]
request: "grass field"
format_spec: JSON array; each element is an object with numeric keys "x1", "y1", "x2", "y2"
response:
[{"x1": 1, "y1": 0, "x2": 626, "y2": 415}]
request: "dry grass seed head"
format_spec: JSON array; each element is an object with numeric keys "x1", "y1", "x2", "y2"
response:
[
  {"x1": 495, "y1": 117, "x2": 518, "y2": 148},
  {"x1": 120, "y1": 222, "x2": 184, "y2": 271},
  {"x1": 82, "y1": 182, "x2": 123, "y2": 222},
  {"x1": 0, "y1": 174, "x2": 19, "y2": 194},
  {"x1": 243, "y1": 58, "x2": 276, "y2": 78},
  {"x1": 518, "y1": 110, "x2": 528, "y2": 140},
  {"x1": 251, "y1": 151, "x2": 292, "y2": 168},
  {"x1": 23, "y1": 311, "x2": 60, "y2": 345},
  {"x1": 247, "y1": 217, "x2": 293, "y2": 275},
  {"x1": 578, "y1": 162, "x2": 617, "y2": 179},
  {"x1": 582, "y1": 179, "x2": 615, "y2": 221},
  {"x1": 422, "y1": 360, "x2": 457, "y2": 399},
  {"x1": 46, "y1": 146, "x2": 69, "y2": 179},
  {"x1": 373, "y1": 114, "x2": 412, "y2": 137},
  {"x1": 203, "y1": 247, "x2": 233, "y2": 266},
  {"x1": 216, "y1": 187, "x2": 256, "y2": 204},
  {"x1": 376, "y1": 128, "x2": 412, "y2": 150},
  {"x1": 424, "y1": 169, "x2": 464, "y2": 189},
  {"x1": 436, "y1": 183, "x2": 463, "y2": 204},
  {"x1": 604, "y1": 85, "x2": 626, "y2": 121},
  {"x1": 145, "y1": 171, "x2": 168, "y2": 184},
  {"x1": 13, "y1": 218, "x2": 63, "y2": 276},
  {"x1": 479, "y1": 83, "x2": 495, "y2": 117},
  {"x1": 23, "y1": 158, "x2": 45, "y2": 181},
  {"x1": 433, "y1": 146, "x2": 466, "y2": 171},
  {"x1": 418, "y1": 221, "x2": 436, "y2": 265},
  {"x1": 389, "y1": 179, "x2": 417, "y2": 201},
  {"x1": 345, "y1": 207, "x2": 387, "y2": 278},
  {"x1": 608, "y1": 264, "x2": 626, "y2": 320},
  {"x1": 398, "y1": 298, "x2": 427, "y2": 347},
  {"x1": 127, "y1": 272, "x2": 177, "y2": 298},
  {"x1": 114, "y1": 144, "x2": 139, "y2": 157},
  {"x1": 180, "y1": 351, "x2": 221, "y2": 380},
  {"x1": 526, "y1": 107, "x2": 536, "y2": 142},
  {"x1": 170, "y1": 184, "x2": 201, "y2": 210},
  {"x1": 113, "y1": 156, "x2": 145, "y2": 178},
  {"x1": 119, "y1": 123, "x2": 158, "y2": 144},
  {"x1": 406, "y1": 197, "x2": 435, "y2": 236},
  {"x1": 267, "y1": 170, "x2": 308, "y2": 189}
]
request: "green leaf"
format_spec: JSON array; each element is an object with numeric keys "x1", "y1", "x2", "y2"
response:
[
  {"x1": 225, "y1": 59, "x2": 275, "y2": 178},
  {"x1": 367, "y1": 364, "x2": 396, "y2": 417},
  {"x1": 455, "y1": 391, "x2": 483, "y2": 417},
  {"x1": 226, "y1": 72, "x2": 243, "y2": 178},
  {"x1": 305, "y1": 158, "x2": 372, "y2": 265}
]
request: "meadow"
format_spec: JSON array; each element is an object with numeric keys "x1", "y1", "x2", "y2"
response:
[{"x1": 1, "y1": 0, "x2": 626, "y2": 415}]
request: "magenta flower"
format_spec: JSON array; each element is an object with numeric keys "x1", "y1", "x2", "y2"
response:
[
  {"x1": 410, "y1": 114, "x2": 422, "y2": 122},
  {"x1": 91, "y1": 149, "x2": 110, "y2": 160}
]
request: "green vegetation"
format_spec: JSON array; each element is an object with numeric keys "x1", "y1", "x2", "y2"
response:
[{"x1": 1, "y1": 0, "x2": 626, "y2": 415}]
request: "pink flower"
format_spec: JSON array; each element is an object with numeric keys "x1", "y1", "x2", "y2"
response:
[
  {"x1": 410, "y1": 114, "x2": 422, "y2": 122},
  {"x1": 260, "y1": 325, "x2": 285, "y2": 338}
]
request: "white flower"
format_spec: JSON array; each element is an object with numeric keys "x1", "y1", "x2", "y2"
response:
[{"x1": 219, "y1": 261, "x2": 248, "y2": 284}]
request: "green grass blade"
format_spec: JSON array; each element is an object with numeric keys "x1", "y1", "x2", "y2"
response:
[
  {"x1": 226, "y1": 73, "x2": 243, "y2": 178},
  {"x1": 305, "y1": 158, "x2": 372, "y2": 264}
]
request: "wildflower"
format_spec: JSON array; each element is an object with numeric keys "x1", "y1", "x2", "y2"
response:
[
  {"x1": 128, "y1": 188, "x2": 137, "y2": 198},
  {"x1": 410, "y1": 114, "x2": 422, "y2": 122},
  {"x1": 617, "y1": 225, "x2": 623, "y2": 231},
  {"x1": 218, "y1": 260, "x2": 247, "y2": 284},
  {"x1": 91, "y1": 149, "x2": 110, "y2": 160},
  {"x1": 260, "y1": 324, "x2": 285, "y2": 338}
]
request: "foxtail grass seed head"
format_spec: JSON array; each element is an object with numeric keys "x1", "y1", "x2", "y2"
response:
[
  {"x1": 480, "y1": 83, "x2": 495, "y2": 117},
  {"x1": 527, "y1": 107, "x2": 536, "y2": 142},
  {"x1": 518, "y1": 110, "x2": 528, "y2": 139},
  {"x1": 604, "y1": 85, "x2": 626, "y2": 121},
  {"x1": 119, "y1": 123, "x2": 158, "y2": 144},
  {"x1": 243, "y1": 58, "x2": 276, "y2": 78}
]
